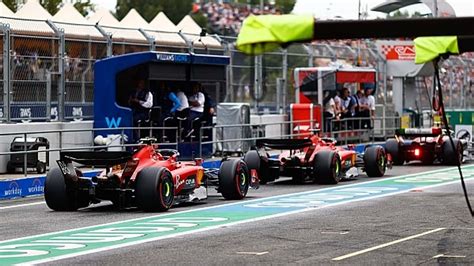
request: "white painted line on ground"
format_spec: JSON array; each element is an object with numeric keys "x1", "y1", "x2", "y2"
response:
[
  {"x1": 0, "y1": 201, "x2": 45, "y2": 210},
  {"x1": 432, "y1": 254, "x2": 466, "y2": 259},
  {"x1": 321, "y1": 231, "x2": 349, "y2": 235},
  {"x1": 332, "y1": 228, "x2": 446, "y2": 261},
  {"x1": 236, "y1": 251, "x2": 269, "y2": 256}
]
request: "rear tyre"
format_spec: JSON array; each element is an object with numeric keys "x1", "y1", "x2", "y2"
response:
[
  {"x1": 364, "y1": 146, "x2": 386, "y2": 177},
  {"x1": 442, "y1": 139, "x2": 462, "y2": 166},
  {"x1": 386, "y1": 138, "x2": 404, "y2": 165},
  {"x1": 219, "y1": 159, "x2": 250, "y2": 200},
  {"x1": 313, "y1": 150, "x2": 341, "y2": 184},
  {"x1": 45, "y1": 167, "x2": 80, "y2": 211},
  {"x1": 244, "y1": 150, "x2": 268, "y2": 184},
  {"x1": 135, "y1": 167, "x2": 174, "y2": 212}
]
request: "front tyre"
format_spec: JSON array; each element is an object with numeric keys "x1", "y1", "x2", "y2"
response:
[
  {"x1": 219, "y1": 159, "x2": 250, "y2": 200},
  {"x1": 386, "y1": 138, "x2": 404, "y2": 165},
  {"x1": 364, "y1": 146, "x2": 386, "y2": 177},
  {"x1": 135, "y1": 167, "x2": 174, "y2": 212},
  {"x1": 243, "y1": 150, "x2": 268, "y2": 184},
  {"x1": 313, "y1": 150, "x2": 341, "y2": 184},
  {"x1": 45, "y1": 167, "x2": 81, "y2": 211}
]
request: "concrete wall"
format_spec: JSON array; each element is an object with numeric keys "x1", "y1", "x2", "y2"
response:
[{"x1": 0, "y1": 121, "x2": 93, "y2": 173}]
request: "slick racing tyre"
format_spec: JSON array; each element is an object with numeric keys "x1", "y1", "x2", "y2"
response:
[
  {"x1": 385, "y1": 138, "x2": 404, "y2": 165},
  {"x1": 364, "y1": 146, "x2": 386, "y2": 177},
  {"x1": 219, "y1": 159, "x2": 250, "y2": 200},
  {"x1": 243, "y1": 150, "x2": 268, "y2": 184},
  {"x1": 313, "y1": 150, "x2": 341, "y2": 184},
  {"x1": 442, "y1": 139, "x2": 463, "y2": 166},
  {"x1": 135, "y1": 167, "x2": 174, "y2": 212},
  {"x1": 45, "y1": 167, "x2": 82, "y2": 211}
]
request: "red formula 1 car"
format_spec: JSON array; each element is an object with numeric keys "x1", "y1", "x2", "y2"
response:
[
  {"x1": 243, "y1": 135, "x2": 388, "y2": 184},
  {"x1": 385, "y1": 128, "x2": 463, "y2": 165},
  {"x1": 45, "y1": 138, "x2": 256, "y2": 212}
]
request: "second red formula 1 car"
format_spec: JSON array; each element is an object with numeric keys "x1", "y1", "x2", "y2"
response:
[
  {"x1": 244, "y1": 135, "x2": 389, "y2": 184},
  {"x1": 45, "y1": 138, "x2": 256, "y2": 212},
  {"x1": 385, "y1": 127, "x2": 464, "y2": 165}
]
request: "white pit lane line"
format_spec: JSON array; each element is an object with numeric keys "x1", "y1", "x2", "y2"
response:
[
  {"x1": 0, "y1": 201, "x2": 45, "y2": 210},
  {"x1": 331, "y1": 228, "x2": 446, "y2": 261}
]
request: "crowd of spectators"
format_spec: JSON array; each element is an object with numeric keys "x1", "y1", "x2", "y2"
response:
[
  {"x1": 323, "y1": 84, "x2": 376, "y2": 132},
  {"x1": 198, "y1": 1, "x2": 281, "y2": 36}
]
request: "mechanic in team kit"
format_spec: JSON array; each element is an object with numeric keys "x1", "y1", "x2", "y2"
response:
[{"x1": 128, "y1": 79, "x2": 153, "y2": 141}]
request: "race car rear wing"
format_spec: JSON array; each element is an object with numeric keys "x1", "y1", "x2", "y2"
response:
[
  {"x1": 256, "y1": 138, "x2": 313, "y2": 150},
  {"x1": 60, "y1": 151, "x2": 132, "y2": 167},
  {"x1": 395, "y1": 128, "x2": 442, "y2": 137}
]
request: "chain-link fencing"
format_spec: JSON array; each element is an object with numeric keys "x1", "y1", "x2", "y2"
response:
[{"x1": 0, "y1": 16, "x2": 473, "y2": 124}]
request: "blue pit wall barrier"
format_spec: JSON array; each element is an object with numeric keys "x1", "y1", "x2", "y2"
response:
[{"x1": 0, "y1": 143, "x2": 374, "y2": 200}]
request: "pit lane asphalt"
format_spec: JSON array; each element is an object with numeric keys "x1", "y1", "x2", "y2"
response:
[{"x1": 1, "y1": 163, "x2": 473, "y2": 265}]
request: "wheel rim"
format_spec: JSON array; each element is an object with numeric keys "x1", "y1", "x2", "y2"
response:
[
  {"x1": 160, "y1": 176, "x2": 174, "y2": 207},
  {"x1": 333, "y1": 156, "x2": 340, "y2": 179},
  {"x1": 379, "y1": 152, "x2": 385, "y2": 170},
  {"x1": 235, "y1": 162, "x2": 247, "y2": 196}
]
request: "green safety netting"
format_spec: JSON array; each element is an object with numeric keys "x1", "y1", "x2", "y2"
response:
[
  {"x1": 236, "y1": 14, "x2": 314, "y2": 55},
  {"x1": 414, "y1": 36, "x2": 459, "y2": 64}
]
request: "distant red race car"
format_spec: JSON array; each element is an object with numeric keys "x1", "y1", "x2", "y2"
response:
[
  {"x1": 244, "y1": 135, "x2": 388, "y2": 184},
  {"x1": 45, "y1": 138, "x2": 256, "y2": 212},
  {"x1": 385, "y1": 127, "x2": 463, "y2": 165}
]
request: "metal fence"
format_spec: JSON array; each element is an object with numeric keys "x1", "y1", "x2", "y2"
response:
[
  {"x1": 0, "y1": 116, "x2": 387, "y2": 176},
  {"x1": 0, "y1": 16, "x2": 473, "y2": 123}
]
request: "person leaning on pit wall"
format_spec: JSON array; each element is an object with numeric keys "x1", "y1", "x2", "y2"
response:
[
  {"x1": 185, "y1": 83, "x2": 206, "y2": 138},
  {"x1": 128, "y1": 79, "x2": 153, "y2": 141},
  {"x1": 357, "y1": 84, "x2": 376, "y2": 130},
  {"x1": 175, "y1": 87, "x2": 190, "y2": 119},
  {"x1": 323, "y1": 90, "x2": 337, "y2": 133}
]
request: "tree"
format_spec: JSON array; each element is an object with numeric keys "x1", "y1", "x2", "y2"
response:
[
  {"x1": 74, "y1": 0, "x2": 95, "y2": 17},
  {"x1": 115, "y1": 0, "x2": 194, "y2": 24},
  {"x1": 275, "y1": 0, "x2": 296, "y2": 14},
  {"x1": 2, "y1": 0, "x2": 18, "y2": 12},
  {"x1": 39, "y1": 0, "x2": 62, "y2": 15},
  {"x1": 2, "y1": 0, "x2": 94, "y2": 15},
  {"x1": 387, "y1": 10, "x2": 425, "y2": 19},
  {"x1": 190, "y1": 11, "x2": 208, "y2": 29}
]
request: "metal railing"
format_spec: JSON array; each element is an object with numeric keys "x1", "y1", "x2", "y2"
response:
[
  {"x1": 196, "y1": 117, "x2": 397, "y2": 158},
  {"x1": 0, "y1": 112, "x2": 411, "y2": 176}
]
